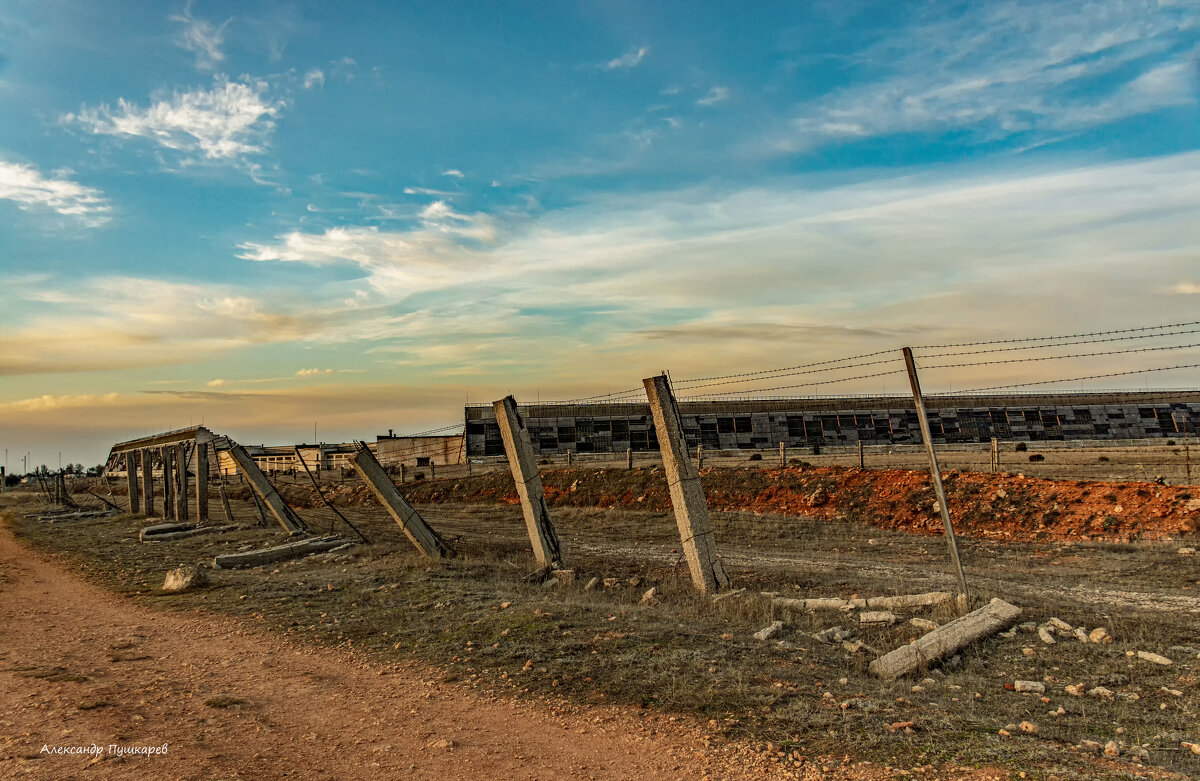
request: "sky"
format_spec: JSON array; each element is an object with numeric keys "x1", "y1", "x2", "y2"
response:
[{"x1": 1, "y1": 0, "x2": 1199, "y2": 469}]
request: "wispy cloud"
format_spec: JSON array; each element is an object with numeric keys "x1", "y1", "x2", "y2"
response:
[
  {"x1": 442, "y1": 169, "x2": 464, "y2": 178},
  {"x1": 0, "y1": 159, "x2": 111, "y2": 227},
  {"x1": 206, "y1": 378, "x2": 225, "y2": 387},
  {"x1": 772, "y1": 0, "x2": 1197, "y2": 153},
  {"x1": 1172, "y1": 282, "x2": 1200, "y2": 294},
  {"x1": 296, "y1": 368, "x2": 333, "y2": 377},
  {"x1": 302, "y1": 68, "x2": 325, "y2": 90},
  {"x1": 64, "y1": 76, "x2": 283, "y2": 164},
  {"x1": 170, "y1": 4, "x2": 229, "y2": 71},
  {"x1": 603, "y1": 46, "x2": 648, "y2": 70},
  {"x1": 696, "y1": 86, "x2": 730, "y2": 107}
]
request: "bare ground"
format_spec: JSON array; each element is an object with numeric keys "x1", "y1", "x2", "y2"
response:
[{"x1": 0, "y1": 519, "x2": 849, "y2": 781}]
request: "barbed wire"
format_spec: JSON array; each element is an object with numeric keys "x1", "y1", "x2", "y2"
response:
[
  {"x1": 918, "y1": 341, "x2": 1200, "y2": 370},
  {"x1": 914, "y1": 326, "x2": 1200, "y2": 358},
  {"x1": 672, "y1": 349, "x2": 899, "y2": 387},
  {"x1": 911, "y1": 320, "x2": 1200, "y2": 351},
  {"x1": 679, "y1": 368, "x2": 910, "y2": 399},
  {"x1": 927, "y1": 362, "x2": 1200, "y2": 396}
]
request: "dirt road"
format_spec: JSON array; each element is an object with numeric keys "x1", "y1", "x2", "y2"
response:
[{"x1": 0, "y1": 522, "x2": 805, "y2": 781}]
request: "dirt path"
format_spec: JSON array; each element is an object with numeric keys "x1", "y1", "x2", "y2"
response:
[{"x1": 0, "y1": 522, "x2": 812, "y2": 781}]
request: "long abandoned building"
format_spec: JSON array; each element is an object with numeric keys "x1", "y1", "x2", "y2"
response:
[{"x1": 463, "y1": 390, "x2": 1200, "y2": 456}]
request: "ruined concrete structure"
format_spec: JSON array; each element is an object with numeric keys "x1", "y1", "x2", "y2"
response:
[
  {"x1": 463, "y1": 391, "x2": 1200, "y2": 456},
  {"x1": 375, "y1": 431, "x2": 464, "y2": 467}
]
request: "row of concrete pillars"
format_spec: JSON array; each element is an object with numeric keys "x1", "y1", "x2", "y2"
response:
[{"x1": 122, "y1": 441, "x2": 209, "y2": 524}]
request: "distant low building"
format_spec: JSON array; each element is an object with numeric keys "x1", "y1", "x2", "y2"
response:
[{"x1": 375, "y1": 429, "x2": 465, "y2": 467}]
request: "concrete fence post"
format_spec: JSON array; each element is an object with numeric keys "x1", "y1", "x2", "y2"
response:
[
  {"x1": 859, "y1": 441, "x2": 865, "y2": 469},
  {"x1": 493, "y1": 395, "x2": 563, "y2": 569},
  {"x1": 779, "y1": 442, "x2": 786, "y2": 468},
  {"x1": 643, "y1": 373, "x2": 729, "y2": 594},
  {"x1": 226, "y1": 443, "x2": 307, "y2": 534},
  {"x1": 195, "y1": 442, "x2": 209, "y2": 524},
  {"x1": 626, "y1": 447, "x2": 633, "y2": 470},
  {"x1": 902, "y1": 347, "x2": 969, "y2": 608},
  {"x1": 125, "y1": 452, "x2": 140, "y2": 514},
  {"x1": 697, "y1": 444, "x2": 704, "y2": 470},
  {"x1": 350, "y1": 447, "x2": 449, "y2": 558},
  {"x1": 175, "y1": 442, "x2": 189, "y2": 523},
  {"x1": 566, "y1": 449, "x2": 572, "y2": 468},
  {"x1": 141, "y1": 449, "x2": 155, "y2": 517},
  {"x1": 990, "y1": 438, "x2": 999, "y2": 473},
  {"x1": 161, "y1": 446, "x2": 175, "y2": 521}
]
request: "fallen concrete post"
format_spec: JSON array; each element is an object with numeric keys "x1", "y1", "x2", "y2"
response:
[
  {"x1": 139, "y1": 522, "x2": 193, "y2": 541},
  {"x1": 125, "y1": 452, "x2": 140, "y2": 514},
  {"x1": 643, "y1": 373, "x2": 729, "y2": 594},
  {"x1": 35, "y1": 510, "x2": 116, "y2": 522},
  {"x1": 493, "y1": 395, "x2": 563, "y2": 569},
  {"x1": 143, "y1": 525, "x2": 238, "y2": 543},
  {"x1": 224, "y1": 443, "x2": 307, "y2": 534},
  {"x1": 349, "y1": 446, "x2": 447, "y2": 558},
  {"x1": 772, "y1": 591, "x2": 954, "y2": 613},
  {"x1": 868, "y1": 598, "x2": 1022, "y2": 680},
  {"x1": 141, "y1": 449, "x2": 155, "y2": 517},
  {"x1": 213, "y1": 536, "x2": 348, "y2": 569}
]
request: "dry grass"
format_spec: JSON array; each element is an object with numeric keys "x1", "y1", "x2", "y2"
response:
[{"x1": 3, "y1": 487, "x2": 1198, "y2": 778}]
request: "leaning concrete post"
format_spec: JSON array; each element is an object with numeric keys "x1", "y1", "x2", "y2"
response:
[
  {"x1": 350, "y1": 446, "x2": 449, "y2": 558},
  {"x1": 141, "y1": 449, "x2": 155, "y2": 517},
  {"x1": 175, "y1": 442, "x2": 189, "y2": 522},
  {"x1": 125, "y1": 452, "x2": 140, "y2": 514},
  {"x1": 493, "y1": 395, "x2": 563, "y2": 569},
  {"x1": 644, "y1": 374, "x2": 729, "y2": 594},
  {"x1": 225, "y1": 443, "x2": 307, "y2": 534},
  {"x1": 195, "y1": 442, "x2": 209, "y2": 524},
  {"x1": 161, "y1": 446, "x2": 175, "y2": 521}
]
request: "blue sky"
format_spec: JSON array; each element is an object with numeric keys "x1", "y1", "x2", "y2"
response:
[{"x1": 1, "y1": 0, "x2": 1199, "y2": 467}]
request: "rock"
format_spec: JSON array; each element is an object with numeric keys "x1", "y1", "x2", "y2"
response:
[
  {"x1": 1038, "y1": 626, "x2": 1056, "y2": 645},
  {"x1": 602, "y1": 578, "x2": 621, "y2": 589},
  {"x1": 1072, "y1": 628, "x2": 1090, "y2": 643},
  {"x1": 814, "y1": 626, "x2": 849, "y2": 643},
  {"x1": 639, "y1": 587, "x2": 658, "y2": 606},
  {"x1": 1087, "y1": 687, "x2": 1113, "y2": 699},
  {"x1": 1019, "y1": 721, "x2": 1039, "y2": 735},
  {"x1": 1136, "y1": 650, "x2": 1173, "y2": 666},
  {"x1": 807, "y1": 487, "x2": 829, "y2": 507},
  {"x1": 1014, "y1": 680, "x2": 1045, "y2": 694},
  {"x1": 1078, "y1": 740, "x2": 1102, "y2": 755},
  {"x1": 1103, "y1": 741, "x2": 1119, "y2": 758},
  {"x1": 1185, "y1": 498, "x2": 1200, "y2": 512},
  {"x1": 551, "y1": 569, "x2": 576, "y2": 585},
  {"x1": 997, "y1": 729, "x2": 1011, "y2": 737},
  {"x1": 583, "y1": 577, "x2": 600, "y2": 591},
  {"x1": 541, "y1": 577, "x2": 560, "y2": 589},
  {"x1": 1064, "y1": 684, "x2": 1084, "y2": 696},
  {"x1": 753, "y1": 621, "x2": 785, "y2": 642},
  {"x1": 859, "y1": 611, "x2": 897, "y2": 627},
  {"x1": 910, "y1": 618, "x2": 938, "y2": 632},
  {"x1": 1048, "y1": 617, "x2": 1073, "y2": 631},
  {"x1": 1022, "y1": 647, "x2": 1036, "y2": 656},
  {"x1": 1088, "y1": 627, "x2": 1112, "y2": 645},
  {"x1": 1160, "y1": 686, "x2": 1183, "y2": 697},
  {"x1": 888, "y1": 720, "x2": 914, "y2": 732},
  {"x1": 429, "y1": 738, "x2": 456, "y2": 750},
  {"x1": 1177, "y1": 547, "x2": 1196, "y2": 555},
  {"x1": 628, "y1": 576, "x2": 642, "y2": 588},
  {"x1": 162, "y1": 565, "x2": 209, "y2": 593},
  {"x1": 1115, "y1": 691, "x2": 1139, "y2": 702},
  {"x1": 1182, "y1": 741, "x2": 1200, "y2": 756}
]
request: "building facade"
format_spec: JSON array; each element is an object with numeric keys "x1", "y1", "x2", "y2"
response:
[{"x1": 463, "y1": 391, "x2": 1200, "y2": 456}]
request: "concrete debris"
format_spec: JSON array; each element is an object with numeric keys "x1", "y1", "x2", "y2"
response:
[
  {"x1": 814, "y1": 626, "x2": 853, "y2": 644},
  {"x1": 711, "y1": 588, "x2": 747, "y2": 603},
  {"x1": 859, "y1": 611, "x2": 897, "y2": 627},
  {"x1": 1072, "y1": 628, "x2": 1090, "y2": 643},
  {"x1": 1088, "y1": 627, "x2": 1112, "y2": 645},
  {"x1": 639, "y1": 587, "x2": 658, "y2": 606},
  {"x1": 1014, "y1": 680, "x2": 1045, "y2": 694},
  {"x1": 1019, "y1": 721, "x2": 1039, "y2": 735},
  {"x1": 753, "y1": 621, "x2": 785, "y2": 642},
  {"x1": 1064, "y1": 684, "x2": 1084, "y2": 696},
  {"x1": 1104, "y1": 741, "x2": 1120, "y2": 758},
  {"x1": 910, "y1": 618, "x2": 939, "y2": 632},
  {"x1": 1177, "y1": 547, "x2": 1196, "y2": 555},
  {"x1": 1038, "y1": 626, "x2": 1056, "y2": 645},
  {"x1": 551, "y1": 569, "x2": 575, "y2": 585},
  {"x1": 602, "y1": 578, "x2": 621, "y2": 589},
  {"x1": 1047, "y1": 617, "x2": 1073, "y2": 631},
  {"x1": 1136, "y1": 650, "x2": 1173, "y2": 666},
  {"x1": 583, "y1": 577, "x2": 600, "y2": 591},
  {"x1": 1087, "y1": 687, "x2": 1113, "y2": 700}
]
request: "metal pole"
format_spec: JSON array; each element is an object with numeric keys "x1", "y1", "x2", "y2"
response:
[{"x1": 902, "y1": 347, "x2": 969, "y2": 607}]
